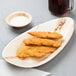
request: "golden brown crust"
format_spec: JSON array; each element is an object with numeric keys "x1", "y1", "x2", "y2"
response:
[
  {"x1": 16, "y1": 45, "x2": 56, "y2": 58},
  {"x1": 24, "y1": 38, "x2": 62, "y2": 47},
  {"x1": 28, "y1": 32, "x2": 62, "y2": 39},
  {"x1": 16, "y1": 32, "x2": 63, "y2": 59}
]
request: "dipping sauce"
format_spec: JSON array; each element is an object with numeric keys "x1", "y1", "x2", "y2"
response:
[{"x1": 10, "y1": 16, "x2": 29, "y2": 27}]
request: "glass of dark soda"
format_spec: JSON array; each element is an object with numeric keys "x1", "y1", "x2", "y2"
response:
[{"x1": 49, "y1": 0, "x2": 74, "y2": 15}]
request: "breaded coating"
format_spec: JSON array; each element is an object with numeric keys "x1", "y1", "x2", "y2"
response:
[
  {"x1": 16, "y1": 45, "x2": 56, "y2": 58},
  {"x1": 24, "y1": 38, "x2": 62, "y2": 48},
  {"x1": 28, "y1": 32, "x2": 62, "y2": 39}
]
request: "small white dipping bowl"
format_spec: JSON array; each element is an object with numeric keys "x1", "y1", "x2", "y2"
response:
[{"x1": 5, "y1": 11, "x2": 32, "y2": 28}]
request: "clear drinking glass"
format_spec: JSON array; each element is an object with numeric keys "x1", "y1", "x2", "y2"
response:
[{"x1": 49, "y1": 0, "x2": 74, "y2": 15}]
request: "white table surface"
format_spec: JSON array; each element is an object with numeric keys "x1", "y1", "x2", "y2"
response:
[{"x1": 0, "y1": 0, "x2": 76, "y2": 76}]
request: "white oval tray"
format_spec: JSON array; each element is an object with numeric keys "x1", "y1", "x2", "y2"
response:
[{"x1": 2, "y1": 17, "x2": 74, "y2": 68}]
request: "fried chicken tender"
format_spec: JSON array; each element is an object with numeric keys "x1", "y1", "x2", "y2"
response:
[
  {"x1": 28, "y1": 32, "x2": 62, "y2": 39},
  {"x1": 16, "y1": 44, "x2": 56, "y2": 58},
  {"x1": 24, "y1": 38, "x2": 62, "y2": 48}
]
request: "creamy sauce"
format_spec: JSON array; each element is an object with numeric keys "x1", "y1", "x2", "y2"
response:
[{"x1": 10, "y1": 16, "x2": 29, "y2": 26}]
